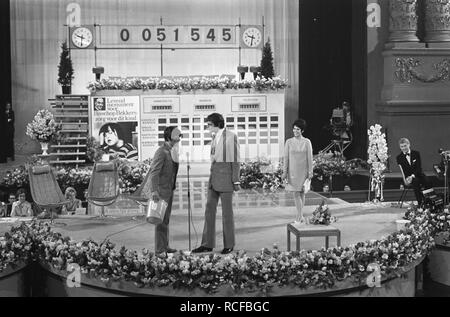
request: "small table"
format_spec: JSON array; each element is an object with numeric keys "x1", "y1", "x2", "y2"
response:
[{"x1": 287, "y1": 223, "x2": 341, "y2": 251}]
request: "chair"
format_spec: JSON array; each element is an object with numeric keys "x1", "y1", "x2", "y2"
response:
[
  {"x1": 398, "y1": 164, "x2": 413, "y2": 208},
  {"x1": 86, "y1": 160, "x2": 120, "y2": 217},
  {"x1": 27, "y1": 164, "x2": 69, "y2": 224},
  {"x1": 129, "y1": 169, "x2": 152, "y2": 206}
]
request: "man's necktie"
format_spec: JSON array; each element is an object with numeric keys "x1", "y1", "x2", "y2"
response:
[{"x1": 210, "y1": 134, "x2": 216, "y2": 162}]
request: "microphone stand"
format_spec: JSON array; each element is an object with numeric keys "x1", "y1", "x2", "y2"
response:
[{"x1": 186, "y1": 152, "x2": 192, "y2": 251}]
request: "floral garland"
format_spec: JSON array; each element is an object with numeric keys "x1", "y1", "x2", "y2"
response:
[
  {"x1": 308, "y1": 201, "x2": 337, "y2": 225},
  {"x1": 0, "y1": 204, "x2": 443, "y2": 294},
  {"x1": 87, "y1": 76, "x2": 287, "y2": 93},
  {"x1": 26, "y1": 109, "x2": 60, "y2": 143},
  {"x1": 367, "y1": 124, "x2": 388, "y2": 201}
]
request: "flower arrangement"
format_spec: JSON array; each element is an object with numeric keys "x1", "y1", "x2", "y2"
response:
[
  {"x1": 87, "y1": 76, "x2": 287, "y2": 93},
  {"x1": 309, "y1": 200, "x2": 337, "y2": 225},
  {"x1": 0, "y1": 204, "x2": 443, "y2": 294},
  {"x1": 313, "y1": 153, "x2": 367, "y2": 180},
  {"x1": 118, "y1": 159, "x2": 152, "y2": 193},
  {"x1": 1, "y1": 166, "x2": 29, "y2": 189},
  {"x1": 367, "y1": 124, "x2": 388, "y2": 201},
  {"x1": 26, "y1": 109, "x2": 60, "y2": 143},
  {"x1": 239, "y1": 158, "x2": 284, "y2": 192}
]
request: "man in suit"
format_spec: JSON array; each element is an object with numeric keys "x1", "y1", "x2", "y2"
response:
[
  {"x1": 192, "y1": 113, "x2": 240, "y2": 255},
  {"x1": 149, "y1": 126, "x2": 181, "y2": 254},
  {"x1": 396, "y1": 138, "x2": 431, "y2": 205}
]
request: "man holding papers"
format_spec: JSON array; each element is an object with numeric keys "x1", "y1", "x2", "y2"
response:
[{"x1": 149, "y1": 126, "x2": 181, "y2": 254}]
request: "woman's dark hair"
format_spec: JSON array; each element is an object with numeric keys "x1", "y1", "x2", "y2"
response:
[
  {"x1": 206, "y1": 113, "x2": 225, "y2": 129},
  {"x1": 16, "y1": 188, "x2": 26, "y2": 197},
  {"x1": 163, "y1": 126, "x2": 177, "y2": 142},
  {"x1": 99, "y1": 123, "x2": 125, "y2": 140},
  {"x1": 293, "y1": 119, "x2": 307, "y2": 131}
]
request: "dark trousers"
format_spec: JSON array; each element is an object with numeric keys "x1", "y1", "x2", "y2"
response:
[
  {"x1": 411, "y1": 174, "x2": 431, "y2": 205},
  {"x1": 155, "y1": 194, "x2": 173, "y2": 253},
  {"x1": 201, "y1": 188, "x2": 235, "y2": 249}
]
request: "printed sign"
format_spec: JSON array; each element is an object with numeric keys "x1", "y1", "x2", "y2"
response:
[{"x1": 90, "y1": 96, "x2": 140, "y2": 161}]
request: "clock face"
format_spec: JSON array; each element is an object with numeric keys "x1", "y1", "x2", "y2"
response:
[
  {"x1": 71, "y1": 27, "x2": 93, "y2": 48},
  {"x1": 242, "y1": 27, "x2": 262, "y2": 48}
]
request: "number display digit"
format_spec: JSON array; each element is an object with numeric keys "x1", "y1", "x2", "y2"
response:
[
  {"x1": 222, "y1": 28, "x2": 231, "y2": 42},
  {"x1": 191, "y1": 28, "x2": 200, "y2": 41},
  {"x1": 120, "y1": 28, "x2": 130, "y2": 42},
  {"x1": 206, "y1": 28, "x2": 216, "y2": 42},
  {"x1": 157, "y1": 28, "x2": 166, "y2": 41},
  {"x1": 142, "y1": 28, "x2": 151, "y2": 41}
]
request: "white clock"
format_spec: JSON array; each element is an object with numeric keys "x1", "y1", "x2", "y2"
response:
[
  {"x1": 71, "y1": 27, "x2": 94, "y2": 49},
  {"x1": 241, "y1": 27, "x2": 262, "y2": 48}
]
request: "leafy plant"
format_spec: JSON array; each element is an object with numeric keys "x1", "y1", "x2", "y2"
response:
[
  {"x1": 260, "y1": 39, "x2": 275, "y2": 79},
  {"x1": 57, "y1": 41, "x2": 74, "y2": 87}
]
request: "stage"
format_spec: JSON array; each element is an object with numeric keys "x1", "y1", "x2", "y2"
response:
[{"x1": 24, "y1": 196, "x2": 405, "y2": 255}]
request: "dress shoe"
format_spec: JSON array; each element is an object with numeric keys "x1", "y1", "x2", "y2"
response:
[
  {"x1": 165, "y1": 247, "x2": 177, "y2": 253},
  {"x1": 221, "y1": 248, "x2": 233, "y2": 255},
  {"x1": 192, "y1": 246, "x2": 213, "y2": 253}
]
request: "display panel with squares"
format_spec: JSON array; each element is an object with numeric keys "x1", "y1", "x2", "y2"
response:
[{"x1": 137, "y1": 92, "x2": 284, "y2": 162}]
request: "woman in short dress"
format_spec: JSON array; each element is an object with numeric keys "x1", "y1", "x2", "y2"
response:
[{"x1": 282, "y1": 119, "x2": 313, "y2": 224}]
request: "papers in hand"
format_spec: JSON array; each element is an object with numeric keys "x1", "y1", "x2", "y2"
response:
[
  {"x1": 303, "y1": 179, "x2": 311, "y2": 193},
  {"x1": 146, "y1": 199, "x2": 168, "y2": 225}
]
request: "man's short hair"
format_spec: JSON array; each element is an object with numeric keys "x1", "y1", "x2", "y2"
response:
[
  {"x1": 206, "y1": 113, "x2": 225, "y2": 129},
  {"x1": 399, "y1": 138, "x2": 410, "y2": 145},
  {"x1": 163, "y1": 126, "x2": 177, "y2": 142}
]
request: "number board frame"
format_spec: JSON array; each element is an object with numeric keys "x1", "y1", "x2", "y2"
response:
[{"x1": 68, "y1": 24, "x2": 264, "y2": 49}]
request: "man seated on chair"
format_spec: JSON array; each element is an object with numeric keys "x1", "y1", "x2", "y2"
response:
[{"x1": 396, "y1": 138, "x2": 431, "y2": 205}]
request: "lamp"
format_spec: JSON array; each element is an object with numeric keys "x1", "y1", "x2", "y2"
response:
[
  {"x1": 250, "y1": 66, "x2": 260, "y2": 80},
  {"x1": 237, "y1": 65, "x2": 249, "y2": 80},
  {"x1": 92, "y1": 67, "x2": 105, "y2": 81}
]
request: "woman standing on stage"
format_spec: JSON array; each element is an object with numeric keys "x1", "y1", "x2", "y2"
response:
[{"x1": 282, "y1": 119, "x2": 314, "y2": 224}]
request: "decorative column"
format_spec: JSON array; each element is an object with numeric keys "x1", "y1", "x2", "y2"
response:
[
  {"x1": 424, "y1": 0, "x2": 450, "y2": 42},
  {"x1": 388, "y1": 0, "x2": 419, "y2": 42}
]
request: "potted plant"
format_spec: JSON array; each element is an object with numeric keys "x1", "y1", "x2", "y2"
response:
[
  {"x1": 57, "y1": 41, "x2": 74, "y2": 94},
  {"x1": 26, "y1": 109, "x2": 61, "y2": 155},
  {"x1": 260, "y1": 39, "x2": 275, "y2": 79}
]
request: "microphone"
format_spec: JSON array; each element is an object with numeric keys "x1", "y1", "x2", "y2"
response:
[{"x1": 186, "y1": 152, "x2": 190, "y2": 170}]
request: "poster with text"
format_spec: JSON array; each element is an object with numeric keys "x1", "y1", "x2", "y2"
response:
[{"x1": 90, "y1": 96, "x2": 140, "y2": 161}]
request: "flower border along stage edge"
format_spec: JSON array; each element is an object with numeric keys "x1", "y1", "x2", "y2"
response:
[{"x1": 1, "y1": 205, "x2": 449, "y2": 297}]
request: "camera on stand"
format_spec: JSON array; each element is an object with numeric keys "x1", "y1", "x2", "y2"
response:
[
  {"x1": 320, "y1": 101, "x2": 353, "y2": 158},
  {"x1": 421, "y1": 188, "x2": 444, "y2": 211},
  {"x1": 433, "y1": 148, "x2": 450, "y2": 206}
]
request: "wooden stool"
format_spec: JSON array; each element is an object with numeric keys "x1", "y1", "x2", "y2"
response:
[{"x1": 287, "y1": 223, "x2": 341, "y2": 251}]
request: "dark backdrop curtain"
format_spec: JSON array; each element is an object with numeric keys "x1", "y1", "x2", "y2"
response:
[
  {"x1": 0, "y1": 0, "x2": 12, "y2": 163},
  {"x1": 299, "y1": 0, "x2": 366, "y2": 158}
]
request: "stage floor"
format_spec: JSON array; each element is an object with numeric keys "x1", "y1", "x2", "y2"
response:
[{"x1": 11, "y1": 200, "x2": 406, "y2": 255}]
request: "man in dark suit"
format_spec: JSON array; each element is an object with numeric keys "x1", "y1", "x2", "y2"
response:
[
  {"x1": 396, "y1": 138, "x2": 431, "y2": 205},
  {"x1": 192, "y1": 113, "x2": 240, "y2": 255},
  {"x1": 149, "y1": 126, "x2": 181, "y2": 254}
]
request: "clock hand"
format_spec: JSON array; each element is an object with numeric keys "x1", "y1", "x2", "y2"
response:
[{"x1": 248, "y1": 34, "x2": 255, "y2": 46}]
